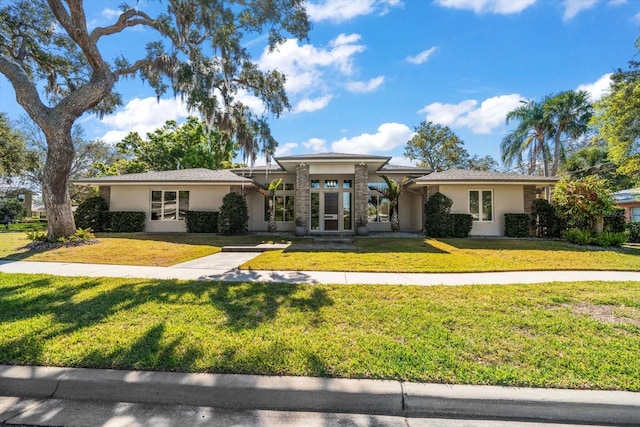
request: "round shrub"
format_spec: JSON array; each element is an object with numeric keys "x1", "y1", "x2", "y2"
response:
[
  {"x1": 74, "y1": 196, "x2": 109, "y2": 232},
  {"x1": 218, "y1": 192, "x2": 248, "y2": 235},
  {"x1": 424, "y1": 192, "x2": 453, "y2": 237},
  {"x1": 0, "y1": 198, "x2": 26, "y2": 222}
]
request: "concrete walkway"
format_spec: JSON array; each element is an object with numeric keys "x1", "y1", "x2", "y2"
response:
[
  {"x1": 1, "y1": 258, "x2": 639, "y2": 285},
  {"x1": 2, "y1": 365, "x2": 639, "y2": 426}
]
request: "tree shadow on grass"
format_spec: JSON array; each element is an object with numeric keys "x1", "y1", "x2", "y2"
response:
[
  {"x1": 0, "y1": 274, "x2": 334, "y2": 371},
  {"x1": 284, "y1": 238, "x2": 449, "y2": 254}
]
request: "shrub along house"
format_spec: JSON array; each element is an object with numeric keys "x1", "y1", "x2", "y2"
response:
[{"x1": 74, "y1": 152, "x2": 557, "y2": 236}]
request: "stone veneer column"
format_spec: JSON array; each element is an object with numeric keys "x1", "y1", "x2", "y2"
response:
[
  {"x1": 295, "y1": 163, "x2": 310, "y2": 226},
  {"x1": 523, "y1": 185, "x2": 536, "y2": 214},
  {"x1": 354, "y1": 163, "x2": 368, "y2": 225}
]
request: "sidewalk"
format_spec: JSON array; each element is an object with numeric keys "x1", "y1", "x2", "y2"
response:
[
  {"x1": 1, "y1": 364, "x2": 639, "y2": 426},
  {"x1": 1, "y1": 259, "x2": 640, "y2": 285}
]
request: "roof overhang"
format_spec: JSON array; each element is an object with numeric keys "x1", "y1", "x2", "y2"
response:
[
  {"x1": 412, "y1": 179, "x2": 557, "y2": 186},
  {"x1": 275, "y1": 154, "x2": 391, "y2": 174}
]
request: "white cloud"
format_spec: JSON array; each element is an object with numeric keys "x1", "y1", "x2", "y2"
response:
[
  {"x1": 563, "y1": 0, "x2": 598, "y2": 20},
  {"x1": 577, "y1": 73, "x2": 612, "y2": 101},
  {"x1": 419, "y1": 94, "x2": 525, "y2": 134},
  {"x1": 99, "y1": 97, "x2": 190, "y2": 143},
  {"x1": 390, "y1": 155, "x2": 418, "y2": 167},
  {"x1": 435, "y1": 0, "x2": 537, "y2": 14},
  {"x1": 303, "y1": 137, "x2": 328, "y2": 152},
  {"x1": 406, "y1": 47, "x2": 438, "y2": 65},
  {"x1": 331, "y1": 123, "x2": 414, "y2": 154},
  {"x1": 633, "y1": 11, "x2": 640, "y2": 23},
  {"x1": 346, "y1": 76, "x2": 385, "y2": 93},
  {"x1": 259, "y1": 34, "x2": 366, "y2": 95},
  {"x1": 307, "y1": 0, "x2": 402, "y2": 23},
  {"x1": 274, "y1": 142, "x2": 299, "y2": 157},
  {"x1": 294, "y1": 95, "x2": 333, "y2": 113}
]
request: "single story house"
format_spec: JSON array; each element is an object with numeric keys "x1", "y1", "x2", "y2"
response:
[
  {"x1": 613, "y1": 187, "x2": 640, "y2": 222},
  {"x1": 74, "y1": 152, "x2": 558, "y2": 236}
]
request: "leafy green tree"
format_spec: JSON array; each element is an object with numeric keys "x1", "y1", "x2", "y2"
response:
[
  {"x1": 0, "y1": 0, "x2": 309, "y2": 239},
  {"x1": 115, "y1": 117, "x2": 237, "y2": 172},
  {"x1": 545, "y1": 90, "x2": 593, "y2": 176},
  {"x1": 404, "y1": 122, "x2": 470, "y2": 171},
  {"x1": 592, "y1": 38, "x2": 640, "y2": 178},
  {"x1": 501, "y1": 99, "x2": 552, "y2": 176},
  {"x1": 560, "y1": 144, "x2": 636, "y2": 191},
  {"x1": 466, "y1": 154, "x2": 500, "y2": 171},
  {"x1": 0, "y1": 198, "x2": 27, "y2": 222},
  {"x1": 0, "y1": 113, "x2": 37, "y2": 181},
  {"x1": 552, "y1": 175, "x2": 616, "y2": 232}
]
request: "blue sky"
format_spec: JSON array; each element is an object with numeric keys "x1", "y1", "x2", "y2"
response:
[{"x1": 1, "y1": 0, "x2": 639, "y2": 168}]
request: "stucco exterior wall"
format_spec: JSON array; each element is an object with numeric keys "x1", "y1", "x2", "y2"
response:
[
  {"x1": 439, "y1": 184, "x2": 525, "y2": 236},
  {"x1": 109, "y1": 185, "x2": 230, "y2": 232}
]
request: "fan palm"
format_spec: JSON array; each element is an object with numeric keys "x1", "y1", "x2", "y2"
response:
[
  {"x1": 545, "y1": 90, "x2": 593, "y2": 176},
  {"x1": 501, "y1": 99, "x2": 552, "y2": 176}
]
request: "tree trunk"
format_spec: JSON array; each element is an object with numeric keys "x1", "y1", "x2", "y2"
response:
[
  {"x1": 42, "y1": 126, "x2": 76, "y2": 240},
  {"x1": 391, "y1": 207, "x2": 400, "y2": 232},
  {"x1": 267, "y1": 200, "x2": 276, "y2": 232}
]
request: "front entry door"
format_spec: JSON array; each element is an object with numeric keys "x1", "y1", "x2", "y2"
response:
[{"x1": 324, "y1": 193, "x2": 339, "y2": 231}]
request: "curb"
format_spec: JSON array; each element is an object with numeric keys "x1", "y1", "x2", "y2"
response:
[{"x1": 2, "y1": 365, "x2": 640, "y2": 425}]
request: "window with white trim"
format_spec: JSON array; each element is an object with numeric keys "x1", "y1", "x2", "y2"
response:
[
  {"x1": 632, "y1": 207, "x2": 640, "y2": 222},
  {"x1": 151, "y1": 190, "x2": 189, "y2": 220},
  {"x1": 469, "y1": 190, "x2": 493, "y2": 222}
]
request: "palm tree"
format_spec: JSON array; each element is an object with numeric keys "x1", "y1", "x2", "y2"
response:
[
  {"x1": 256, "y1": 178, "x2": 282, "y2": 232},
  {"x1": 501, "y1": 98, "x2": 552, "y2": 177},
  {"x1": 372, "y1": 175, "x2": 409, "y2": 232},
  {"x1": 545, "y1": 90, "x2": 593, "y2": 176}
]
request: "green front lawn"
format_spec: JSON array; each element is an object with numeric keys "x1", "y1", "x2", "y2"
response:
[
  {"x1": 1, "y1": 273, "x2": 638, "y2": 390},
  {"x1": 0, "y1": 233, "x2": 299, "y2": 266},
  {"x1": 242, "y1": 238, "x2": 640, "y2": 272}
]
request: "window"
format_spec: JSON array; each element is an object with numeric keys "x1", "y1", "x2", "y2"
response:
[
  {"x1": 343, "y1": 180, "x2": 352, "y2": 189},
  {"x1": 151, "y1": 190, "x2": 189, "y2": 220},
  {"x1": 276, "y1": 182, "x2": 294, "y2": 191},
  {"x1": 368, "y1": 195, "x2": 390, "y2": 222},
  {"x1": 469, "y1": 190, "x2": 493, "y2": 221},
  {"x1": 264, "y1": 195, "x2": 295, "y2": 222},
  {"x1": 324, "y1": 179, "x2": 338, "y2": 189},
  {"x1": 632, "y1": 207, "x2": 640, "y2": 222},
  {"x1": 310, "y1": 180, "x2": 320, "y2": 189}
]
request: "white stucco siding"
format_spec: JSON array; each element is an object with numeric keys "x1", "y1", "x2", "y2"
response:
[
  {"x1": 109, "y1": 185, "x2": 230, "y2": 232},
  {"x1": 399, "y1": 192, "x2": 423, "y2": 232},
  {"x1": 439, "y1": 184, "x2": 524, "y2": 236}
]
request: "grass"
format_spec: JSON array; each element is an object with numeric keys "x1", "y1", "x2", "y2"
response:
[
  {"x1": 0, "y1": 232, "x2": 299, "y2": 267},
  {"x1": 1, "y1": 272, "x2": 639, "y2": 390},
  {"x1": 2, "y1": 231, "x2": 638, "y2": 271},
  {"x1": 241, "y1": 237, "x2": 640, "y2": 272},
  {"x1": 0, "y1": 220, "x2": 47, "y2": 234}
]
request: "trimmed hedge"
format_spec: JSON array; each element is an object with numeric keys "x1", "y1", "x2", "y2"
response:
[
  {"x1": 530, "y1": 199, "x2": 563, "y2": 238},
  {"x1": 424, "y1": 192, "x2": 453, "y2": 238},
  {"x1": 105, "y1": 212, "x2": 145, "y2": 232},
  {"x1": 74, "y1": 196, "x2": 109, "y2": 232},
  {"x1": 604, "y1": 209, "x2": 626, "y2": 233},
  {"x1": 505, "y1": 213, "x2": 530, "y2": 237},
  {"x1": 627, "y1": 221, "x2": 640, "y2": 243},
  {"x1": 424, "y1": 193, "x2": 473, "y2": 238},
  {"x1": 450, "y1": 214, "x2": 473, "y2": 238},
  {"x1": 186, "y1": 211, "x2": 219, "y2": 233}
]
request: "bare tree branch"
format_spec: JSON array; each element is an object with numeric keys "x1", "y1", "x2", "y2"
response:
[{"x1": 90, "y1": 9, "x2": 156, "y2": 43}]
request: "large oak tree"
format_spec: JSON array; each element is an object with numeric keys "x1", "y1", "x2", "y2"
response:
[{"x1": 0, "y1": 0, "x2": 309, "y2": 239}]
